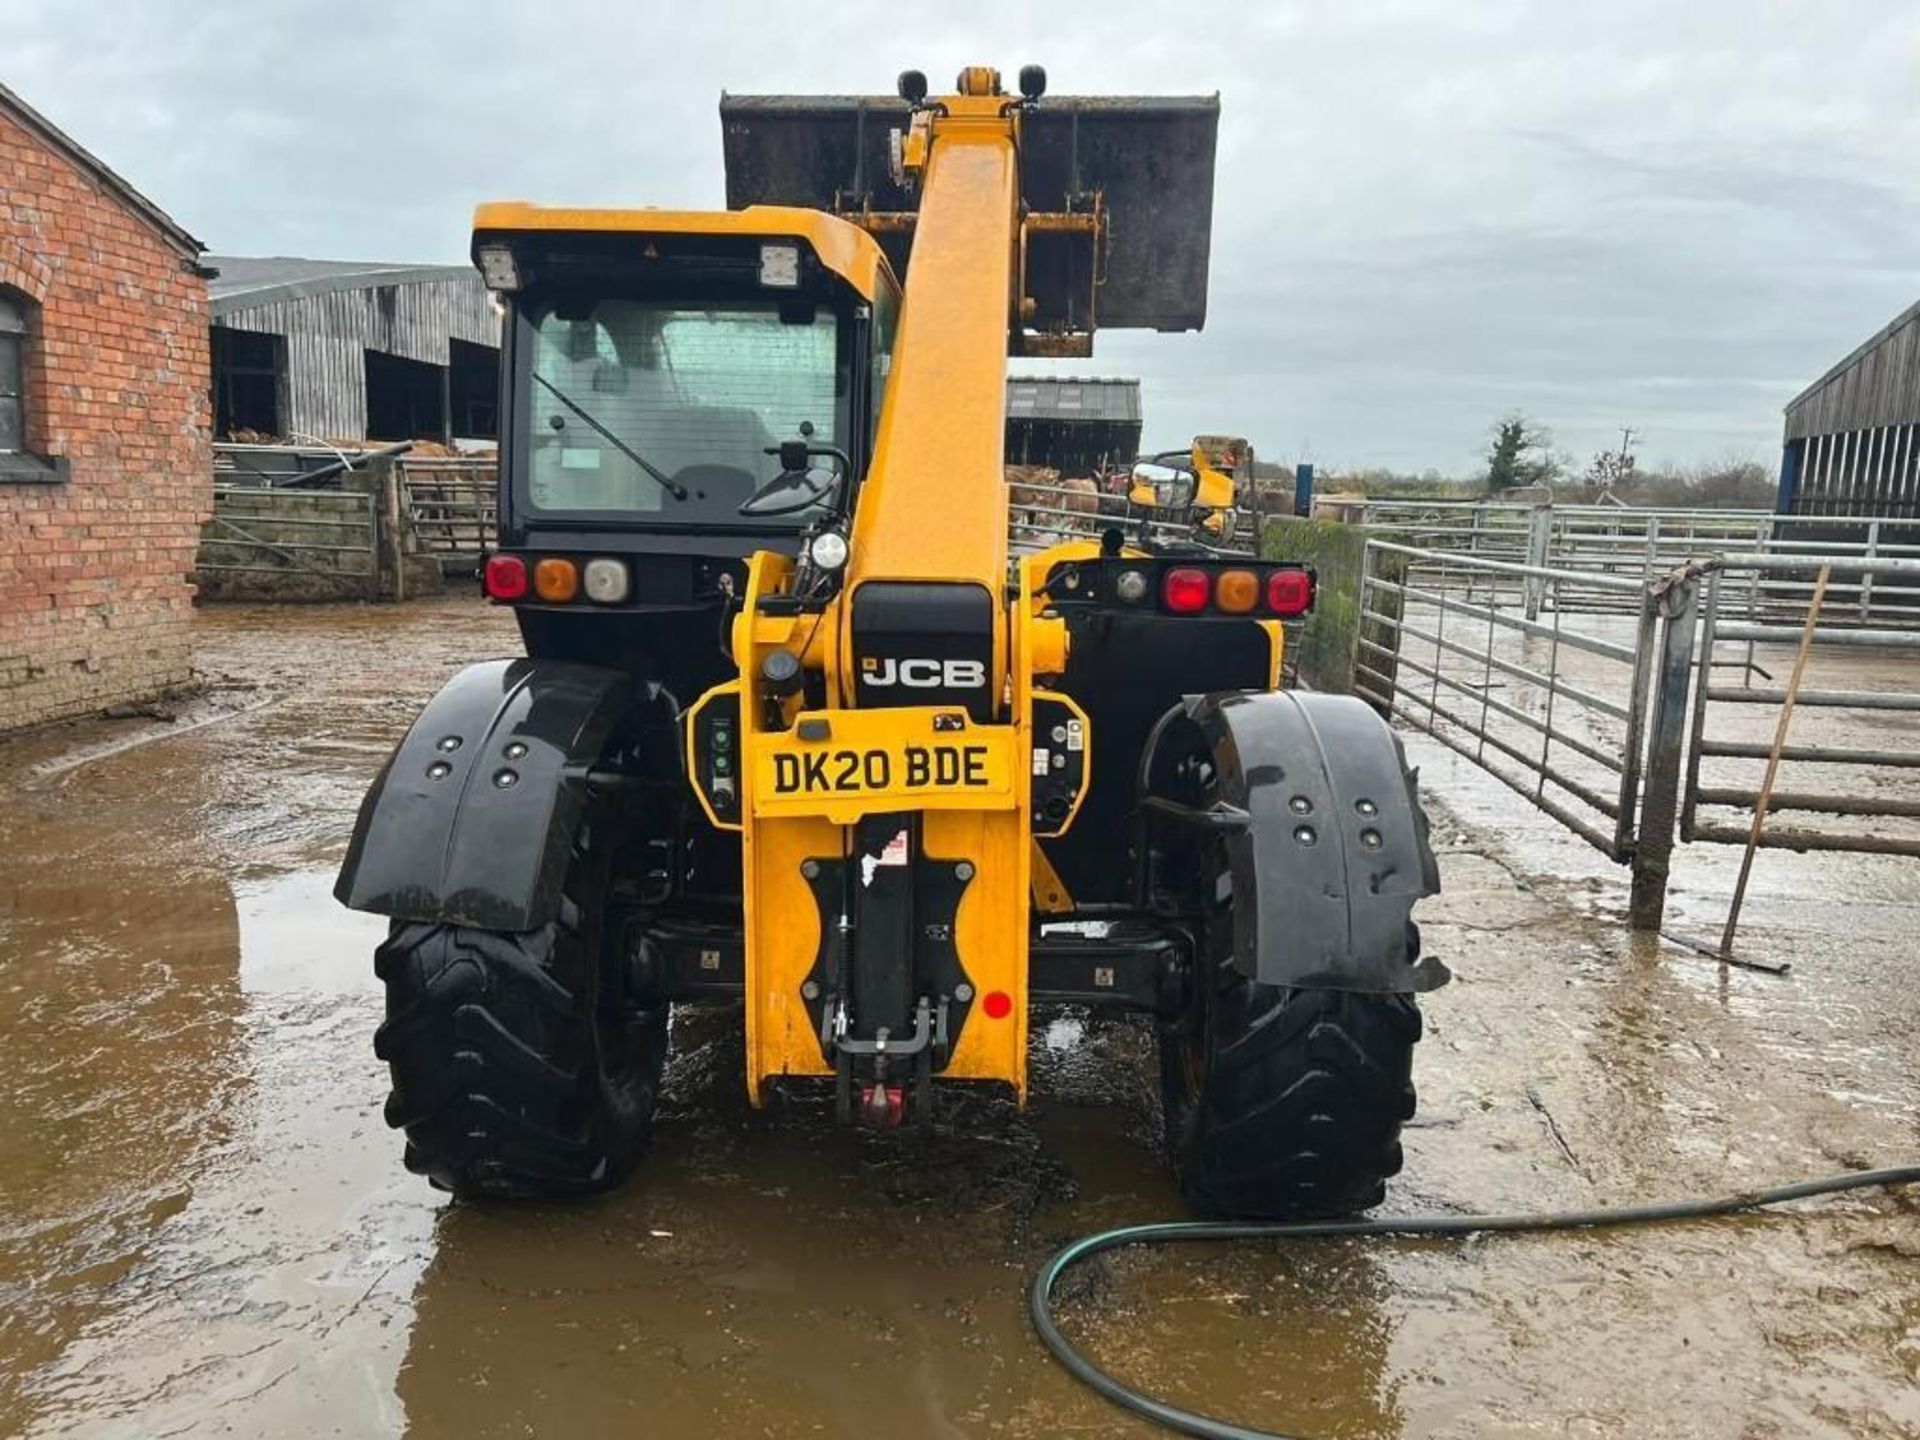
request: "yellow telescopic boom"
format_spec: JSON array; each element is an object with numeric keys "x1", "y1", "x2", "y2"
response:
[{"x1": 702, "y1": 68, "x2": 1220, "y2": 1102}]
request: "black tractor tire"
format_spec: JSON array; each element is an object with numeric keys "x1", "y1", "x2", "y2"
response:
[
  {"x1": 1160, "y1": 914, "x2": 1423, "y2": 1220},
  {"x1": 371, "y1": 815, "x2": 667, "y2": 1199}
]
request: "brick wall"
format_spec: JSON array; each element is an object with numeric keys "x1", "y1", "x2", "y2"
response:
[{"x1": 0, "y1": 105, "x2": 210, "y2": 733}]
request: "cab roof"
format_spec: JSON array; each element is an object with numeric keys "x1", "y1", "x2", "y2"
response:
[{"x1": 471, "y1": 201, "x2": 895, "y2": 300}]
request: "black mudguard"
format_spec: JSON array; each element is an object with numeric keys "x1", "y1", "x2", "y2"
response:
[
  {"x1": 1144, "y1": 691, "x2": 1444, "y2": 994},
  {"x1": 334, "y1": 659, "x2": 640, "y2": 931}
]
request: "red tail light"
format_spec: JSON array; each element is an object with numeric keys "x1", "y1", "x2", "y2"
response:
[
  {"x1": 1265, "y1": 569, "x2": 1313, "y2": 615},
  {"x1": 1162, "y1": 567, "x2": 1211, "y2": 613},
  {"x1": 484, "y1": 554, "x2": 528, "y2": 601}
]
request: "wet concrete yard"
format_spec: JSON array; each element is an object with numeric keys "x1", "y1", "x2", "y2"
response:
[{"x1": 3, "y1": 598, "x2": 1918, "y2": 1438}]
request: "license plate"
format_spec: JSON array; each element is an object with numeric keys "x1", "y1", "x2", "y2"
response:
[
  {"x1": 768, "y1": 742, "x2": 993, "y2": 796},
  {"x1": 750, "y1": 712, "x2": 1017, "y2": 820}
]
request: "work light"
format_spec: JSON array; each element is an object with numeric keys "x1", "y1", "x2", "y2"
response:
[
  {"x1": 475, "y1": 243, "x2": 520, "y2": 292},
  {"x1": 759, "y1": 244, "x2": 800, "y2": 288},
  {"x1": 809, "y1": 530, "x2": 850, "y2": 570}
]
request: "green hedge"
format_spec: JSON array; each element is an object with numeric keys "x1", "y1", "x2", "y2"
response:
[{"x1": 1258, "y1": 515, "x2": 1403, "y2": 709}]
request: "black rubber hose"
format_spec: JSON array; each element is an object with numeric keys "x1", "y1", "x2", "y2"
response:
[{"x1": 1030, "y1": 1165, "x2": 1920, "y2": 1440}]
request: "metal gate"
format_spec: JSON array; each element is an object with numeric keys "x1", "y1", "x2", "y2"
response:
[
  {"x1": 400, "y1": 457, "x2": 497, "y2": 576},
  {"x1": 1357, "y1": 534, "x2": 1920, "y2": 929},
  {"x1": 193, "y1": 484, "x2": 381, "y2": 598},
  {"x1": 1355, "y1": 539, "x2": 1695, "y2": 926},
  {"x1": 1682, "y1": 554, "x2": 1920, "y2": 859}
]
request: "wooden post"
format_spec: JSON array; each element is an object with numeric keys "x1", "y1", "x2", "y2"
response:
[
  {"x1": 372, "y1": 456, "x2": 406, "y2": 603},
  {"x1": 1717, "y1": 565, "x2": 1830, "y2": 955}
]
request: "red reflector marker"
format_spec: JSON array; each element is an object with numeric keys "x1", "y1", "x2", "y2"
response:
[
  {"x1": 982, "y1": 990, "x2": 1013, "y2": 1019},
  {"x1": 1162, "y1": 567, "x2": 1211, "y2": 614},
  {"x1": 484, "y1": 554, "x2": 528, "y2": 601},
  {"x1": 1265, "y1": 569, "x2": 1313, "y2": 615}
]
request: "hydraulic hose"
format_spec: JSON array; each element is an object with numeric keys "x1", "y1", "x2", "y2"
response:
[{"x1": 1030, "y1": 1165, "x2": 1920, "y2": 1440}]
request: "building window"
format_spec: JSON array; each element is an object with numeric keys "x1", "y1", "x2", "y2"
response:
[
  {"x1": 0, "y1": 289, "x2": 24, "y2": 453},
  {"x1": 0, "y1": 287, "x2": 65, "y2": 481}
]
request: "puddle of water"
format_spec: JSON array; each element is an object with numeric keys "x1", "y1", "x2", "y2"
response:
[{"x1": 237, "y1": 868, "x2": 386, "y2": 997}]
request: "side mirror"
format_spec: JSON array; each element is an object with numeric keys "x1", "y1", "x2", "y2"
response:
[
  {"x1": 779, "y1": 438, "x2": 810, "y2": 473},
  {"x1": 1129, "y1": 461, "x2": 1195, "y2": 511},
  {"x1": 1128, "y1": 461, "x2": 1164, "y2": 508}
]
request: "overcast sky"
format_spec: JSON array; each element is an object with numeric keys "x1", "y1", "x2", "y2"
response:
[{"x1": 9, "y1": 0, "x2": 1920, "y2": 472}]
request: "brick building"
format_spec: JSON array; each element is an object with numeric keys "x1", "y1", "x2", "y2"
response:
[{"x1": 0, "y1": 82, "x2": 210, "y2": 733}]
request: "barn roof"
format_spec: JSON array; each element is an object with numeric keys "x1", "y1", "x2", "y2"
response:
[
  {"x1": 207, "y1": 256, "x2": 481, "y2": 316},
  {"x1": 1786, "y1": 296, "x2": 1920, "y2": 415},
  {"x1": 1006, "y1": 375, "x2": 1142, "y2": 425},
  {"x1": 0, "y1": 80, "x2": 202, "y2": 257}
]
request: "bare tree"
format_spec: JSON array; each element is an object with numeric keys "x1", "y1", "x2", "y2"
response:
[{"x1": 1586, "y1": 425, "x2": 1638, "y2": 493}]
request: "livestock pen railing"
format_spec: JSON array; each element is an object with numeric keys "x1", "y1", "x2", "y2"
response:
[
  {"x1": 201, "y1": 447, "x2": 500, "y2": 596},
  {"x1": 1682, "y1": 554, "x2": 1920, "y2": 860},
  {"x1": 1007, "y1": 477, "x2": 1262, "y2": 556},
  {"x1": 1356, "y1": 535, "x2": 1920, "y2": 931},
  {"x1": 399, "y1": 457, "x2": 497, "y2": 575},
  {"x1": 194, "y1": 484, "x2": 382, "y2": 598},
  {"x1": 1356, "y1": 540, "x2": 1688, "y2": 926},
  {"x1": 1337, "y1": 499, "x2": 1920, "y2": 625}
]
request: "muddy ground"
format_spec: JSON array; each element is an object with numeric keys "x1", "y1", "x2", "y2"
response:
[{"x1": 2, "y1": 597, "x2": 1917, "y2": 1439}]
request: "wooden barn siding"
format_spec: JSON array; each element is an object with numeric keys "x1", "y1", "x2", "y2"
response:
[
  {"x1": 1792, "y1": 421, "x2": 1920, "y2": 518},
  {"x1": 214, "y1": 277, "x2": 499, "y2": 441},
  {"x1": 1786, "y1": 305, "x2": 1920, "y2": 441}
]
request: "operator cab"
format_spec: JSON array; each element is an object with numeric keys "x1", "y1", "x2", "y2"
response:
[
  {"x1": 525, "y1": 293, "x2": 839, "y2": 524},
  {"x1": 471, "y1": 206, "x2": 899, "y2": 669}
]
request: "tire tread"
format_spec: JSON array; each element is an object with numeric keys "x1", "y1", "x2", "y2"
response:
[
  {"x1": 371, "y1": 851, "x2": 664, "y2": 1199},
  {"x1": 1169, "y1": 947, "x2": 1421, "y2": 1220}
]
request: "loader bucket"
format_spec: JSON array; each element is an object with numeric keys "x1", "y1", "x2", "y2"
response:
[{"x1": 719, "y1": 92, "x2": 1219, "y2": 333}]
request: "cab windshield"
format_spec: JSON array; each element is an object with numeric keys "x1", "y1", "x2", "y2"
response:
[{"x1": 523, "y1": 298, "x2": 842, "y2": 525}]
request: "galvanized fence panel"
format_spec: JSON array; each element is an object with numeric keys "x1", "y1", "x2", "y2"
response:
[
  {"x1": 1337, "y1": 499, "x2": 1920, "y2": 625},
  {"x1": 1357, "y1": 527, "x2": 1920, "y2": 929},
  {"x1": 1007, "y1": 478, "x2": 1259, "y2": 556},
  {"x1": 1714, "y1": 522, "x2": 1920, "y2": 627},
  {"x1": 1356, "y1": 537, "x2": 1700, "y2": 926},
  {"x1": 1682, "y1": 554, "x2": 1920, "y2": 859},
  {"x1": 1332, "y1": 499, "x2": 1538, "y2": 560},
  {"x1": 401, "y1": 457, "x2": 497, "y2": 575},
  {"x1": 1357, "y1": 540, "x2": 1665, "y2": 859}
]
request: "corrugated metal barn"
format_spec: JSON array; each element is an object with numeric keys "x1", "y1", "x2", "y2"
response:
[
  {"x1": 207, "y1": 256, "x2": 498, "y2": 444},
  {"x1": 1780, "y1": 298, "x2": 1920, "y2": 517},
  {"x1": 1005, "y1": 375, "x2": 1142, "y2": 476}
]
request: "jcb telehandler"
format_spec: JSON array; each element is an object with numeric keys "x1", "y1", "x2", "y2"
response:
[
  {"x1": 1127, "y1": 434, "x2": 1257, "y2": 546},
  {"x1": 336, "y1": 66, "x2": 1443, "y2": 1219}
]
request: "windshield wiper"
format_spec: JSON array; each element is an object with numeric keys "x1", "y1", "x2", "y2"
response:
[{"x1": 532, "y1": 373, "x2": 688, "y2": 501}]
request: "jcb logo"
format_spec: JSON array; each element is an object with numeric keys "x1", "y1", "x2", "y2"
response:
[{"x1": 862, "y1": 657, "x2": 987, "y2": 689}]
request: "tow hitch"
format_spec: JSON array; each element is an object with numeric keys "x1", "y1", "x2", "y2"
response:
[
  {"x1": 859, "y1": 1083, "x2": 906, "y2": 1129},
  {"x1": 827, "y1": 994, "x2": 947, "y2": 1128}
]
